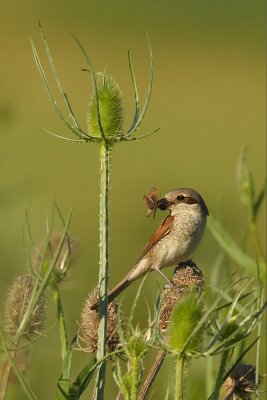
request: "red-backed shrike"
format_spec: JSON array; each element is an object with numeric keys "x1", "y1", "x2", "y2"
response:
[{"x1": 91, "y1": 188, "x2": 208, "y2": 310}]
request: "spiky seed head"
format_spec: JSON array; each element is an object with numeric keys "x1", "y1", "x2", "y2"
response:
[
  {"x1": 87, "y1": 73, "x2": 124, "y2": 139},
  {"x1": 79, "y1": 288, "x2": 123, "y2": 353},
  {"x1": 159, "y1": 260, "x2": 204, "y2": 331},
  {"x1": 224, "y1": 364, "x2": 262, "y2": 400},
  {"x1": 32, "y1": 232, "x2": 78, "y2": 284},
  {"x1": 4, "y1": 274, "x2": 45, "y2": 338}
]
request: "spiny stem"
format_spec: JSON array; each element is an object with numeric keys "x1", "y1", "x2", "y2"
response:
[
  {"x1": 94, "y1": 141, "x2": 110, "y2": 399},
  {"x1": 130, "y1": 357, "x2": 139, "y2": 400},
  {"x1": 175, "y1": 356, "x2": 185, "y2": 400}
]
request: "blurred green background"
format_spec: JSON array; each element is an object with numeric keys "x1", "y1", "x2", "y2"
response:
[{"x1": 0, "y1": 0, "x2": 265, "y2": 399}]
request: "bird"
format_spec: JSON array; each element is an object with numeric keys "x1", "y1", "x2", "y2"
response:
[{"x1": 91, "y1": 188, "x2": 209, "y2": 310}]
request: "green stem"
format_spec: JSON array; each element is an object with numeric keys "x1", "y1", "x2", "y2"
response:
[
  {"x1": 209, "y1": 350, "x2": 229, "y2": 400},
  {"x1": 53, "y1": 286, "x2": 72, "y2": 399},
  {"x1": 175, "y1": 356, "x2": 185, "y2": 400},
  {"x1": 94, "y1": 141, "x2": 110, "y2": 399},
  {"x1": 53, "y1": 287, "x2": 68, "y2": 361},
  {"x1": 130, "y1": 357, "x2": 139, "y2": 400}
]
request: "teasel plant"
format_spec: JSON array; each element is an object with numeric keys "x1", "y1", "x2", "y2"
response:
[
  {"x1": 137, "y1": 260, "x2": 205, "y2": 400},
  {"x1": 0, "y1": 203, "x2": 74, "y2": 400},
  {"x1": 30, "y1": 22, "x2": 159, "y2": 399},
  {"x1": 134, "y1": 254, "x2": 265, "y2": 400},
  {"x1": 205, "y1": 149, "x2": 266, "y2": 400}
]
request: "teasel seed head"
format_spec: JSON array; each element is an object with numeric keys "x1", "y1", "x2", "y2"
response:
[
  {"x1": 4, "y1": 274, "x2": 45, "y2": 339},
  {"x1": 87, "y1": 73, "x2": 124, "y2": 140},
  {"x1": 159, "y1": 260, "x2": 204, "y2": 331},
  {"x1": 78, "y1": 288, "x2": 123, "y2": 353},
  {"x1": 224, "y1": 364, "x2": 263, "y2": 400}
]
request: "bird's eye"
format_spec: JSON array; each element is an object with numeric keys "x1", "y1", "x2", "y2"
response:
[{"x1": 177, "y1": 195, "x2": 185, "y2": 202}]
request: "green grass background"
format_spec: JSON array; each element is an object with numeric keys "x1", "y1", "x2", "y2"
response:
[{"x1": 0, "y1": 1, "x2": 266, "y2": 399}]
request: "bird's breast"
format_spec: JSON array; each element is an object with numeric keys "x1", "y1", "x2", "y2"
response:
[{"x1": 151, "y1": 211, "x2": 206, "y2": 269}]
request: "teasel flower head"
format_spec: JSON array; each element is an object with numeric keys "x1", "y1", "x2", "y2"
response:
[
  {"x1": 32, "y1": 232, "x2": 78, "y2": 284},
  {"x1": 159, "y1": 260, "x2": 204, "y2": 331},
  {"x1": 78, "y1": 288, "x2": 123, "y2": 353},
  {"x1": 31, "y1": 24, "x2": 160, "y2": 147},
  {"x1": 224, "y1": 364, "x2": 263, "y2": 400},
  {"x1": 4, "y1": 274, "x2": 45, "y2": 339},
  {"x1": 87, "y1": 73, "x2": 124, "y2": 140}
]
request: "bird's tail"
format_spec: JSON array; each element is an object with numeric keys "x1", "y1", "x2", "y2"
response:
[{"x1": 90, "y1": 269, "x2": 135, "y2": 310}]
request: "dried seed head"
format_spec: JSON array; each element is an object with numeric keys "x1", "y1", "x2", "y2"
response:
[
  {"x1": 78, "y1": 288, "x2": 123, "y2": 353},
  {"x1": 87, "y1": 73, "x2": 124, "y2": 139},
  {"x1": 32, "y1": 232, "x2": 78, "y2": 283},
  {"x1": 224, "y1": 364, "x2": 262, "y2": 400},
  {"x1": 4, "y1": 274, "x2": 45, "y2": 338},
  {"x1": 159, "y1": 260, "x2": 204, "y2": 331}
]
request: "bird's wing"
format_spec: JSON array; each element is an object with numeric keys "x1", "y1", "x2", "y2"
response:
[{"x1": 137, "y1": 214, "x2": 174, "y2": 261}]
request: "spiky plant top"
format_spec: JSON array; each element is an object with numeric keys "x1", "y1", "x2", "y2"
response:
[
  {"x1": 31, "y1": 23, "x2": 159, "y2": 147},
  {"x1": 88, "y1": 73, "x2": 124, "y2": 139},
  {"x1": 78, "y1": 288, "x2": 123, "y2": 353}
]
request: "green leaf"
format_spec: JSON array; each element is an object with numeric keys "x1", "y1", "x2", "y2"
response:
[
  {"x1": 38, "y1": 22, "x2": 83, "y2": 134},
  {"x1": 30, "y1": 38, "x2": 88, "y2": 142},
  {"x1": 56, "y1": 335, "x2": 77, "y2": 399},
  {"x1": 68, "y1": 358, "x2": 97, "y2": 399},
  {"x1": 254, "y1": 184, "x2": 266, "y2": 219},
  {"x1": 208, "y1": 215, "x2": 257, "y2": 275},
  {"x1": 15, "y1": 207, "x2": 73, "y2": 340}
]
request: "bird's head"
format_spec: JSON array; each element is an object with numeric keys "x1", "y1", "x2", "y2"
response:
[{"x1": 157, "y1": 188, "x2": 209, "y2": 217}]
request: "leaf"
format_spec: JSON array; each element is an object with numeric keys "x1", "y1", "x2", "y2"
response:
[
  {"x1": 56, "y1": 333, "x2": 77, "y2": 399},
  {"x1": 68, "y1": 357, "x2": 97, "y2": 399},
  {"x1": 208, "y1": 215, "x2": 257, "y2": 275},
  {"x1": 38, "y1": 22, "x2": 83, "y2": 134},
  {"x1": 15, "y1": 208, "x2": 73, "y2": 340},
  {"x1": 125, "y1": 34, "x2": 154, "y2": 138},
  {"x1": 254, "y1": 184, "x2": 266, "y2": 219}
]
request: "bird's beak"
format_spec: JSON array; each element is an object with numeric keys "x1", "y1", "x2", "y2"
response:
[{"x1": 157, "y1": 198, "x2": 169, "y2": 210}]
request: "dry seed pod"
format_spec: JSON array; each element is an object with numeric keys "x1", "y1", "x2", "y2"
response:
[
  {"x1": 159, "y1": 260, "x2": 204, "y2": 331},
  {"x1": 224, "y1": 364, "x2": 263, "y2": 400},
  {"x1": 4, "y1": 274, "x2": 45, "y2": 338},
  {"x1": 79, "y1": 288, "x2": 123, "y2": 353}
]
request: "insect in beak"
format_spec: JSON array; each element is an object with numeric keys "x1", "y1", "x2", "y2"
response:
[{"x1": 143, "y1": 187, "x2": 158, "y2": 218}]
